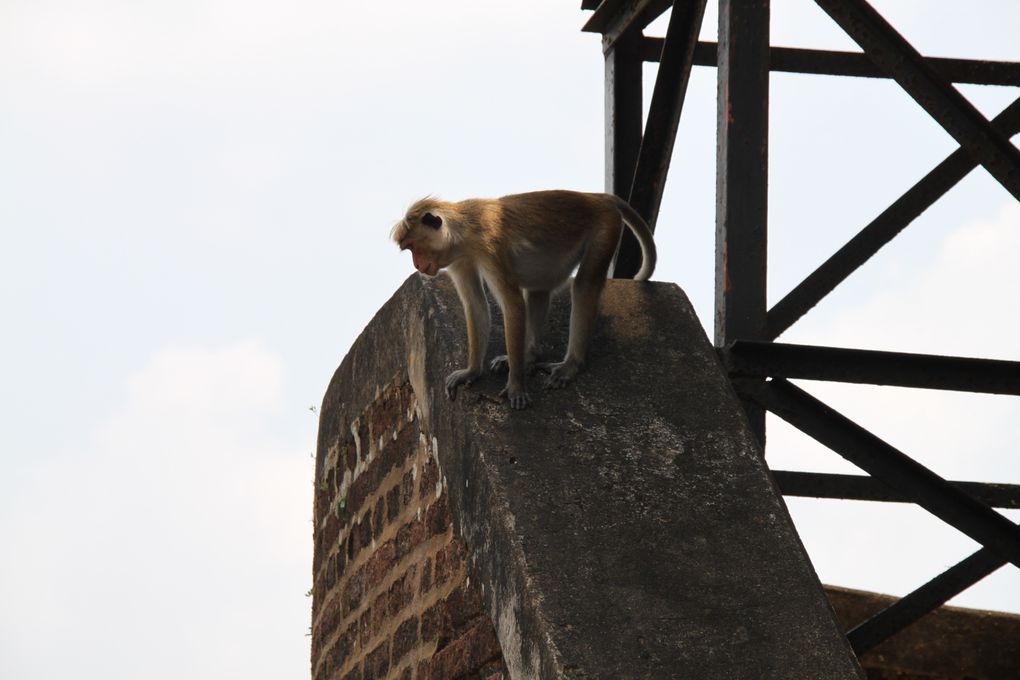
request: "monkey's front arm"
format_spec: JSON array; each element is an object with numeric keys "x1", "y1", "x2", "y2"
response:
[{"x1": 445, "y1": 266, "x2": 490, "y2": 400}]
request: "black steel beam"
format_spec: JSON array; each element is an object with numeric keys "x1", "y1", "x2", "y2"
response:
[
  {"x1": 582, "y1": 0, "x2": 672, "y2": 48},
  {"x1": 773, "y1": 470, "x2": 1020, "y2": 509},
  {"x1": 741, "y1": 379, "x2": 1020, "y2": 571},
  {"x1": 716, "y1": 0, "x2": 770, "y2": 445},
  {"x1": 848, "y1": 547, "x2": 1007, "y2": 654},
  {"x1": 614, "y1": 0, "x2": 707, "y2": 278},
  {"x1": 724, "y1": 341, "x2": 1020, "y2": 396},
  {"x1": 767, "y1": 96, "x2": 1020, "y2": 338},
  {"x1": 715, "y1": 0, "x2": 770, "y2": 345},
  {"x1": 847, "y1": 542, "x2": 1009, "y2": 654},
  {"x1": 815, "y1": 0, "x2": 1020, "y2": 201},
  {"x1": 604, "y1": 31, "x2": 644, "y2": 278},
  {"x1": 640, "y1": 39, "x2": 1020, "y2": 86}
]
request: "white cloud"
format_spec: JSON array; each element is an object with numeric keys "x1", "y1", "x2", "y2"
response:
[
  {"x1": 0, "y1": 340, "x2": 313, "y2": 679},
  {"x1": 768, "y1": 201, "x2": 1020, "y2": 613}
]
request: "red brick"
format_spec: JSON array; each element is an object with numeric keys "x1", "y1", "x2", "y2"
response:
[
  {"x1": 376, "y1": 439, "x2": 400, "y2": 479},
  {"x1": 359, "y1": 606, "x2": 373, "y2": 648},
  {"x1": 378, "y1": 417, "x2": 418, "y2": 478},
  {"x1": 368, "y1": 392, "x2": 399, "y2": 435},
  {"x1": 346, "y1": 463, "x2": 378, "y2": 520},
  {"x1": 373, "y1": 497, "x2": 385, "y2": 540},
  {"x1": 327, "y1": 626, "x2": 354, "y2": 678},
  {"x1": 313, "y1": 532, "x2": 325, "y2": 575},
  {"x1": 341, "y1": 564, "x2": 366, "y2": 618},
  {"x1": 366, "y1": 539, "x2": 396, "y2": 590},
  {"x1": 363, "y1": 640, "x2": 390, "y2": 680},
  {"x1": 423, "y1": 619, "x2": 502, "y2": 680},
  {"x1": 337, "y1": 542, "x2": 348, "y2": 576},
  {"x1": 370, "y1": 591, "x2": 389, "y2": 635},
  {"x1": 324, "y1": 553, "x2": 337, "y2": 591},
  {"x1": 419, "y1": 557, "x2": 433, "y2": 596},
  {"x1": 425, "y1": 498, "x2": 450, "y2": 538},
  {"x1": 315, "y1": 597, "x2": 342, "y2": 656},
  {"x1": 388, "y1": 566, "x2": 417, "y2": 618},
  {"x1": 320, "y1": 511, "x2": 340, "y2": 562},
  {"x1": 350, "y1": 512, "x2": 374, "y2": 563},
  {"x1": 421, "y1": 599, "x2": 451, "y2": 645},
  {"x1": 445, "y1": 585, "x2": 484, "y2": 632},
  {"x1": 393, "y1": 427, "x2": 416, "y2": 467},
  {"x1": 392, "y1": 615, "x2": 419, "y2": 664},
  {"x1": 434, "y1": 541, "x2": 464, "y2": 588},
  {"x1": 419, "y1": 457, "x2": 440, "y2": 498},
  {"x1": 396, "y1": 518, "x2": 426, "y2": 561},
  {"x1": 402, "y1": 469, "x2": 416, "y2": 507},
  {"x1": 386, "y1": 483, "x2": 402, "y2": 523}
]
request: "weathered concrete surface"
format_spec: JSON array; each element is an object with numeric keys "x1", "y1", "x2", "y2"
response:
[
  {"x1": 319, "y1": 274, "x2": 863, "y2": 679},
  {"x1": 826, "y1": 585, "x2": 1020, "y2": 680}
]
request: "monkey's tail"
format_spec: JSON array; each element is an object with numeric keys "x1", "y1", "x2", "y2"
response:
[{"x1": 610, "y1": 196, "x2": 657, "y2": 281}]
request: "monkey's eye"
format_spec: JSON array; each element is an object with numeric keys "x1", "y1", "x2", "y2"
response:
[{"x1": 422, "y1": 212, "x2": 442, "y2": 229}]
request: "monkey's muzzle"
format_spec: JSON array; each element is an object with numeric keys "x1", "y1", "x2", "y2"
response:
[{"x1": 401, "y1": 241, "x2": 439, "y2": 277}]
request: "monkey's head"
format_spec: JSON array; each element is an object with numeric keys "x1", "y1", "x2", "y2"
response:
[{"x1": 391, "y1": 197, "x2": 459, "y2": 278}]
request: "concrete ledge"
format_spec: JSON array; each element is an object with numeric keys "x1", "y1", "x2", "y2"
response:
[{"x1": 318, "y1": 274, "x2": 863, "y2": 679}]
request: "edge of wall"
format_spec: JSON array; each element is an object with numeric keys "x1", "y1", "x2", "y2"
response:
[{"x1": 315, "y1": 274, "x2": 864, "y2": 679}]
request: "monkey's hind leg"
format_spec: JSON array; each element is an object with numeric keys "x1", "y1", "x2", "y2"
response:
[
  {"x1": 540, "y1": 226, "x2": 615, "y2": 390},
  {"x1": 541, "y1": 276, "x2": 602, "y2": 389},
  {"x1": 489, "y1": 289, "x2": 550, "y2": 374}
]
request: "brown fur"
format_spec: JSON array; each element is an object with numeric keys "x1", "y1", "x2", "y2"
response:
[{"x1": 392, "y1": 190, "x2": 655, "y2": 409}]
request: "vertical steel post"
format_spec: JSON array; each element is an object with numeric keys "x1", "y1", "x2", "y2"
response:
[
  {"x1": 716, "y1": 0, "x2": 770, "y2": 445},
  {"x1": 604, "y1": 32, "x2": 643, "y2": 277},
  {"x1": 614, "y1": 0, "x2": 708, "y2": 279}
]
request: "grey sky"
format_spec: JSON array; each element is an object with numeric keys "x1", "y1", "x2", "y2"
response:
[{"x1": 1, "y1": 1, "x2": 1018, "y2": 678}]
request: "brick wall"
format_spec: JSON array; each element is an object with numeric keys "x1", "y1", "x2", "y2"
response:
[{"x1": 311, "y1": 376, "x2": 507, "y2": 680}]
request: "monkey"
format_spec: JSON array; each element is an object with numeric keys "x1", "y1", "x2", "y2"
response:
[{"x1": 391, "y1": 190, "x2": 656, "y2": 409}]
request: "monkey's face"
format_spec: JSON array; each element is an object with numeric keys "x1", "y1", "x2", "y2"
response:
[{"x1": 392, "y1": 206, "x2": 454, "y2": 278}]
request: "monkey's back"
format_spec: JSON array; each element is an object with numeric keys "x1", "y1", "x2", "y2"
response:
[
  {"x1": 482, "y1": 190, "x2": 621, "y2": 291},
  {"x1": 496, "y1": 190, "x2": 616, "y2": 243}
]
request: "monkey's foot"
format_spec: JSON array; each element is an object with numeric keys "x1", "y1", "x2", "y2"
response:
[
  {"x1": 498, "y1": 384, "x2": 532, "y2": 410},
  {"x1": 538, "y1": 359, "x2": 582, "y2": 389},
  {"x1": 489, "y1": 355, "x2": 510, "y2": 373},
  {"x1": 489, "y1": 355, "x2": 541, "y2": 375},
  {"x1": 445, "y1": 368, "x2": 481, "y2": 400}
]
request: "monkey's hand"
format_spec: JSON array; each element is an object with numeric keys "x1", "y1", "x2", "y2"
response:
[
  {"x1": 498, "y1": 384, "x2": 531, "y2": 410},
  {"x1": 445, "y1": 368, "x2": 481, "y2": 400}
]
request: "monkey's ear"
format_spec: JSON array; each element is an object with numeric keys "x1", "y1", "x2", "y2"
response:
[{"x1": 422, "y1": 212, "x2": 443, "y2": 229}]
